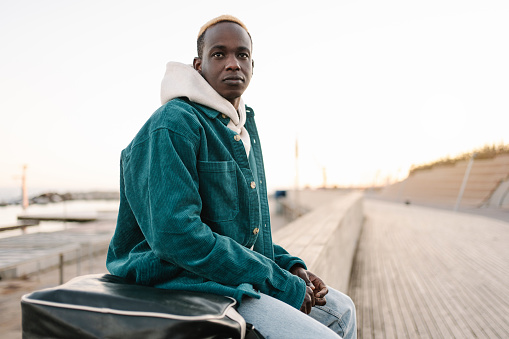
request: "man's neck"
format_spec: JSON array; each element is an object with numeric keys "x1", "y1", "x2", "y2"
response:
[{"x1": 227, "y1": 97, "x2": 241, "y2": 110}]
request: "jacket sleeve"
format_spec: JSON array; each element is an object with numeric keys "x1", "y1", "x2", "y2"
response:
[
  {"x1": 123, "y1": 127, "x2": 306, "y2": 310},
  {"x1": 273, "y1": 244, "x2": 307, "y2": 271}
]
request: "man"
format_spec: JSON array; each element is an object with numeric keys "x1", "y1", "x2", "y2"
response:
[{"x1": 107, "y1": 15, "x2": 356, "y2": 338}]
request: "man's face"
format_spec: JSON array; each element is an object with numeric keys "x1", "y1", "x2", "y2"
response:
[{"x1": 194, "y1": 22, "x2": 253, "y2": 109}]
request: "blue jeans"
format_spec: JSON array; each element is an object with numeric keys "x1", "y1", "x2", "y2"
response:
[{"x1": 237, "y1": 287, "x2": 356, "y2": 339}]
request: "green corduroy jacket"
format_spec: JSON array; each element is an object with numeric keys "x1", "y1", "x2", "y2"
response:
[{"x1": 106, "y1": 98, "x2": 307, "y2": 309}]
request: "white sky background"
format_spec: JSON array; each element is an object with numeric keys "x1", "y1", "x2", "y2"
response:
[{"x1": 1, "y1": 0, "x2": 508, "y2": 197}]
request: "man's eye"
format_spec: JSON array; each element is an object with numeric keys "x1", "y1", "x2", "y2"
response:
[
  {"x1": 239, "y1": 53, "x2": 249, "y2": 59},
  {"x1": 212, "y1": 52, "x2": 224, "y2": 58}
]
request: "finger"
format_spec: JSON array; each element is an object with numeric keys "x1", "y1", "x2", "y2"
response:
[
  {"x1": 315, "y1": 296, "x2": 327, "y2": 306},
  {"x1": 300, "y1": 287, "x2": 315, "y2": 314},
  {"x1": 300, "y1": 300, "x2": 312, "y2": 314},
  {"x1": 308, "y1": 286, "x2": 316, "y2": 307},
  {"x1": 300, "y1": 273, "x2": 315, "y2": 290},
  {"x1": 315, "y1": 286, "x2": 328, "y2": 298},
  {"x1": 300, "y1": 272, "x2": 311, "y2": 283},
  {"x1": 308, "y1": 272, "x2": 325, "y2": 291}
]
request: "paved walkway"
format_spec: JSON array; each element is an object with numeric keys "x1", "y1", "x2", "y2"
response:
[{"x1": 349, "y1": 199, "x2": 509, "y2": 338}]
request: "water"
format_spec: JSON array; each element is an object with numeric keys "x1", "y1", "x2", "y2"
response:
[{"x1": 0, "y1": 200, "x2": 119, "y2": 239}]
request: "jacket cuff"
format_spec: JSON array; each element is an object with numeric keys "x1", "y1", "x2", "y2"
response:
[
  {"x1": 274, "y1": 274, "x2": 307, "y2": 310},
  {"x1": 285, "y1": 259, "x2": 307, "y2": 272}
]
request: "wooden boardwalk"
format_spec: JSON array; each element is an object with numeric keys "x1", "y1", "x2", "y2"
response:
[{"x1": 349, "y1": 199, "x2": 509, "y2": 338}]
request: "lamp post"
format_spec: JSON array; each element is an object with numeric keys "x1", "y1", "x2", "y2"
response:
[{"x1": 21, "y1": 165, "x2": 29, "y2": 211}]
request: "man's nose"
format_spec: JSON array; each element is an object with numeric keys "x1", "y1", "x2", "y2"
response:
[{"x1": 225, "y1": 56, "x2": 240, "y2": 70}]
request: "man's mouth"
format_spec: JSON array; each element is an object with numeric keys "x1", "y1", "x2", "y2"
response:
[{"x1": 223, "y1": 76, "x2": 244, "y2": 84}]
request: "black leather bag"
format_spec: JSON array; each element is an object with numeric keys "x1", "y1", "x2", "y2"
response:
[{"x1": 21, "y1": 274, "x2": 262, "y2": 339}]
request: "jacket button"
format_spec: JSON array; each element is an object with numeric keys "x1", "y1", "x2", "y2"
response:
[
  {"x1": 222, "y1": 114, "x2": 227, "y2": 119},
  {"x1": 250, "y1": 181, "x2": 256, "y2": 189},
  {"x1": 234, "y1": 135, "x2": 241, "y2": 141},
  {"x1": 253, "y1": 228, "x2": 259, "y2": 235}
]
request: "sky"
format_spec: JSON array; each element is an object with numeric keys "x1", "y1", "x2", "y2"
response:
[{"x1": 1, "y1": 0, "x2": 508, "y2": 199}]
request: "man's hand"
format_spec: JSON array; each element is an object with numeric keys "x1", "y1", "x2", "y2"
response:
[
  {"x1": 290, "y1": 266, "x2": 329, "y2": 313},
  {"x1": 290, "y1": 265, "x2": 315, "y2": 314},
  {"x1": 300, "y1": 285, "x2": 316, "y2": 314},
  {"x1": 307, "y1": 271, "x2": 328, "y2": 306}
]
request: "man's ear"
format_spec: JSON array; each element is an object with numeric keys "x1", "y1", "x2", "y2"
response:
[
  {"x1": 252, "y1": 59, "x2": 254, "y2": 75},
  {"x1": 193, "y1": 57, "x2": 202, "y2": 73}
]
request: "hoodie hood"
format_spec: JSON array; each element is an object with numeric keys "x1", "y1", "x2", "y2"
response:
[{"x1": 160, "y1": 62, "x2": 251, "y2": 156}]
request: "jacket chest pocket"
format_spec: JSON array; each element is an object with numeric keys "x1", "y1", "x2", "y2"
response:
[{"x1": 197, "y1": 160, "x2": 239, "y2": 222}]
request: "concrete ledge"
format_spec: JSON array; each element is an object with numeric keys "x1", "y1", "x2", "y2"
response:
[
  {"x1": 0, "y1": 237, "x2": 111, "y2": 280},
  {"x1": 273, "y1": 191, "x2": 364, "y2": 292}
]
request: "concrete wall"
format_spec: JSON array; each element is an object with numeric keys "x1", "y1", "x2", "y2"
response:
[
  {"x1": 379, "y1": 153, "x2": 509, "y2": 208},
  {"x1": 272, "y1": 191, "x2": 364, "y2": 293}
]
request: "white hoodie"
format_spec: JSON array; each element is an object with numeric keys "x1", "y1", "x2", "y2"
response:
[{"x1": 160, "y1": 62, "x2": 251, "y2": 156}]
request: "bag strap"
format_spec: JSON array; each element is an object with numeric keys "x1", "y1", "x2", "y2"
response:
[{"x1": 245, "y1": 323, "x2": 265, "y2": 339}]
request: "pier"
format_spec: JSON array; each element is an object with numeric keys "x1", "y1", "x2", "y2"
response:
[{"x1": 1, "y1": 191, "x2": 508, "y2": 338}]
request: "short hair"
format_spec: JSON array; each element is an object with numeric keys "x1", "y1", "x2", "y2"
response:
[{"x1": 197, "y1": 15, "x2": 252, "y2": 58}]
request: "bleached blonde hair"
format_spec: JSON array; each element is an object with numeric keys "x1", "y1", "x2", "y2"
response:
[{"x1": 197, "y1": 15, "x2": 251, "y2": 58}]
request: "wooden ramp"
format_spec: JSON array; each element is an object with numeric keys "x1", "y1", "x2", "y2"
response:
[{"x1": 349, "y1": 199, "x2": 509, "y2": 338}]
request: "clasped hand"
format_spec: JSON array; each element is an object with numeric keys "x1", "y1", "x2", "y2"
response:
[{"x1": 290, "y1": 266, "x2": 328, "y2": 314}]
